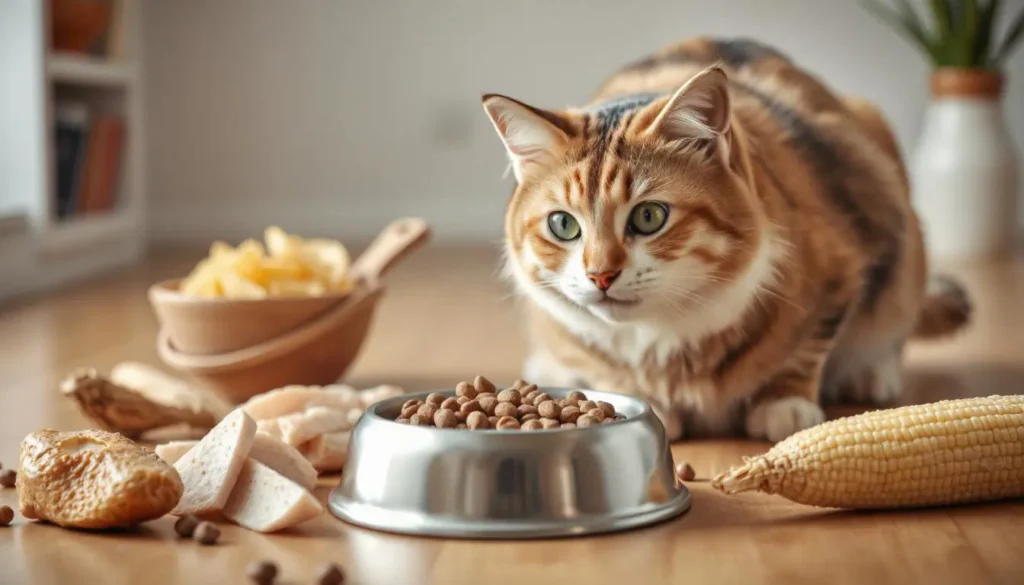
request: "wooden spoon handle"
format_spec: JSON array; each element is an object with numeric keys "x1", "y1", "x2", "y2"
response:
[{"x1": 350, "y1": 217, "x2": 430, "y2": 281}]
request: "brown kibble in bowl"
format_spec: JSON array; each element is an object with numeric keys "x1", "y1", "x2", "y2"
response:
[
  {"x1": 560, "y1": 423, "x2": 577, "y2": 429},
  {"x1": 473, "y1": 375, "x2": 496, "y2": 395},
  {"x1": 567, "y1": 390, "x2": 587, "y2": 403},
  {"x1": 537, "y1": 400, "x2": 561, "y2": 419},
  {"x1": 174, "y1": 514, "x2": 200, "y2": 538},
  {"x1": 395, "y1": 417, "x2": 410, "y2": 424},
  {"x1": 433, "y1": 408, "x2": 458, "y2": 429},
  {"x1": 478, "y1": 396, "x2": 498, "y2": 416},
  {"x1": 416, "y1": 403, "x2": 438, "y2": 420},
  {"x1": 425, "y1": 393, "x2": 446, "y2": 407},
  {"x1": 459, "y1": 400, "x2": 481, "y2": 416},
  {"x1": 523, "y1": 390, "x2": 539, "y2": 405},
  {"x1": 0, "y1": 505, "x2": 13, "y2": 526},
  {"x1": 455, "y1": 381, "x2": 478, "y2": 400},
  {"x1": 441, "y1": 397, "x2": 460, "y2": 410},
  {"x1": 517, "y1": 404, "x2": 538, "y2": 417},
  {"x1": 494, "y1": 402, "x2": 518, "y2": 418},
  {"x1": 400, "y1": 405, "x2": 419, "y2": 419},
  {"x1": 456, "y1": 396, "x2": 470, "y2": 405},
  {"x1": 0, "y1": 469, "x2": 16, "y2": 488},
  {"x1": 587, "y1": 407, "x2": 607, "y2": 422},
  {"x1": 521, "y1": 420, "x2": 543, "y2": 431},
  {"x1": 577, "y1": 414, "x2": 598, "y2": 428},
  {"x1": 559, "y1": 406, "x2": 582, "y2": 423},
  {"x1": 401, "y1": 399, "x2": 423, "y2": 411},
  {"x1": 521, "y1": 413, "x2": 540, "y2": 422},
  {"x1": 676, "y1": 461, "x2": 696, "y2": 481},
  {"x1": 496, "y1": 389, "x2": 522, "y2": 406},
  {"x1": 193, "y1": 521, "x2": 220, "y2": 545},
  {"x1": 488, "y1": 416, "x2": 499, "y2": 426},
  {"x1": 541, "y1": 418, "x2": 560, "y2": 429},
  {"x1": 496, "y1": 416, "x2": 521, "y2": 430},
  {"x1": 246, "y1": 560, "x2": 278, "y2": 585},
  {"x1": 456, "y1": 423, "x2": 468, "y2": 429},
  {"x1": 597, "y1": 401, "x2": 616, "y2": 418},
  {"x1": 409, "y1": 414, "x2": 429, "y2": 426},
  {"x1": 578, "y1": 400, "x2": 597, "y2": 413},
  {"x1": 466, "y1": 411, "x2": 489, "y2": 430},
  {"x1": 511, "y1": 379, "x2": 528, "y2": 390},
  {"x1": 532, "y1": 392, "x2": 551, "y2": 405}
]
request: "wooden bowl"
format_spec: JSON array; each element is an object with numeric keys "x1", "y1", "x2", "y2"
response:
[
  {"x1": 158, "y1": 283, "x2": 385, "y2": 403},
  {"x1": 149, "y1": 280, "x2": 346, "y2": 355},
  {"x1": 152, "y1": 218, "x2": 430, "y2": 403}
]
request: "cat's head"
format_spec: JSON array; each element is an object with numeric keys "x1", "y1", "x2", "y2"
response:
[{"x1": 483, "y1": 66, "x2": 777, "y2": 331}]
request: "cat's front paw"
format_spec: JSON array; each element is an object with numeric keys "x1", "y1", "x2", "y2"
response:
[{"x1": 745, "y1": 397, "x2": 824, "y2": 442}]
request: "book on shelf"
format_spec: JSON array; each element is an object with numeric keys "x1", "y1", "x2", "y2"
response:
[
  {"x1": 54, "y1": 101, "x2": 126, "y2": 221},
  {"x1": 50, "y1": 0, "x2": 126, "y2": 59}
]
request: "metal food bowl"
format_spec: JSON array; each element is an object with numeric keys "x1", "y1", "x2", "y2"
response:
[{"x1": 328, "y1": 387, "x2": 690, "y2": 539}]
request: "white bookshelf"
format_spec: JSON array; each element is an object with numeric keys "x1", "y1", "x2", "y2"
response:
[{"x1": 0, "y1": 0, "x2": 146, "y2": 301}]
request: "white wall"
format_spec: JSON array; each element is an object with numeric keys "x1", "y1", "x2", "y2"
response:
[{"x1": 142, "y1": 0, "x2": 1024, "y2": 246}]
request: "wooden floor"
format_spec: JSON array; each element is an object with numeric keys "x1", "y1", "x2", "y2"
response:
[{"x1": 1, "y1": 246, "x2": 1023, "y2": 585}]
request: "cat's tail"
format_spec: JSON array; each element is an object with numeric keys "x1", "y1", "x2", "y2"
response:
[{"x1": 911, "y1": 274, "x2": 973, "y2": 340}]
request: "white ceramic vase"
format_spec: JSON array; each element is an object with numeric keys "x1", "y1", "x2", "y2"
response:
[{"x1": 911, "y1": 69, "x2": 1020, "y2": 261}]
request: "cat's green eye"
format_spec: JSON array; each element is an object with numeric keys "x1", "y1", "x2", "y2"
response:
[
  {"x1": 547, "y1": 211, "x2": 581, "y2": 242},
  {"x1": 628, "y1": 202, "x2": 669, "y2": 236}
]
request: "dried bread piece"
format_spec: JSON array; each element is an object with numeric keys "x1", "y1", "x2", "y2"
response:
[
  {"x1": 172, "y1": 408, "x2": 256, "y2": 516},
  {"x1": 18, "y1": 429, "x2": 183, "y2": 529},
  {"x1": 240, "y1": 384, "x2": 404, "y2": 421},
  {"x1": 298, "y1": 431, "x2": 350, "y2": 472},
  {"x1": 156, "y1": 432, "x2": 317, "y2": 491},
  {"x1": 241, "y1": 385, "x2": 363, "y2": 420},
  {"x1": 277, "y1": 406, "x2": 352, "y2": 447},
  {"x1": 223, "y1": 458, "x2": 323, "y2": 533},
  {"x1": 61, "y1": 369, "x2": 220, "y2": 438},
  {"x1": 111, "y1": 362, "x2": 233, "y2": 420}
]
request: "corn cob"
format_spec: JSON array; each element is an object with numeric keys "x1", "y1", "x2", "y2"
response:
[{"x1": 712, "y1": 395, "x2": 1024, "y2": 509}]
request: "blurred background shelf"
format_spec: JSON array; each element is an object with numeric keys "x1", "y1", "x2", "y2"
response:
[
  {"x1": 48, "y1": 52, "x2": 134, "y2": 87},
  {"x1": 0, "y1": 0, "x2": 145, "y2": 303},
  {"x1": 43, "y1": 210, "x2": 138, "y2": 255}
]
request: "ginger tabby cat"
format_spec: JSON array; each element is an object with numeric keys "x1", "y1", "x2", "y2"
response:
[{"x1": 482, "y1": 37, "x2": 971, "y2": 442}]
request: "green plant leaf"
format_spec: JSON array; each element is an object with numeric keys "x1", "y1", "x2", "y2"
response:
[
  {"x1": 932, "y1": 0, "x2": 953, "y2": 39},
  {"x1": 994, "y1": 4, "x2": 1024, "y2": 65},
  {"x1": 975, "y1": 0, "x2": 1000, "y2": 68},
  {"x1": 861, "y1": 0, "x2": 940, "y2": 64},
  {"x1": 960, "y1": 0, "x2": 980, "y2": 66}
]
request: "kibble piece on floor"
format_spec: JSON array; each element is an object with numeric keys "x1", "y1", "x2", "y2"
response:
[
  {"x1": 246, "y1": 560, "x2": 278, "y2": 585},
  {"x1": 315, "y1": 562, "x2": 346, "y2": 585},
  {"x1": 0, "y1": 469, "x2": 16, "y2": 488},
  {"x1": 174, "y1": 514, "x2": 200, "y2": 538},
  {"x1": 0, "y1": 505, "x2": 13, "y2": 526},
  {"x1": 193, "y1": 521, "x2": 220, "y2": 545},
  {"x1": 676, "y1": 461, "x2": 696, "y2": 481}
]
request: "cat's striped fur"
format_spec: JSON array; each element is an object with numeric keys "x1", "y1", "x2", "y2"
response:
[{"x1": 482, "y1": 37, "x2": 971, "y2": 441}]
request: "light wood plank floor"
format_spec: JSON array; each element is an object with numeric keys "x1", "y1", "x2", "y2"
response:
[{"x1": 1, "y1": 246, "x2": 1022, "y2": 585}]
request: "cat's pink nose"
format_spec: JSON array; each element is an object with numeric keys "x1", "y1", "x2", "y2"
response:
[{"x1": 587, "y1": 269, "x2": 621, "y2": 291}]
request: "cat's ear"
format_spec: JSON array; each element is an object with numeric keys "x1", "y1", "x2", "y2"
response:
[
  {"x1": 649, "y1": 66, "x2": 731, "y2": 143},
  {"x1": 482, "y1": 94, "x2": 572, "y2": 182}
]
